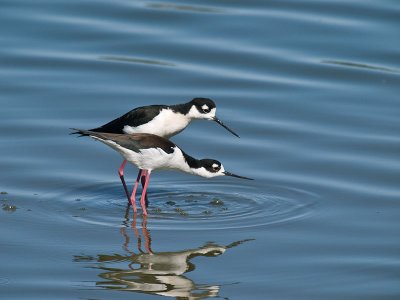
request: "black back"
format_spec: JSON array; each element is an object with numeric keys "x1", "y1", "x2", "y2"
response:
[
  {"x1": 72, "y1": 129, "x2": 176, "y2": 154},
  {"x1": 90, "y1": 105, "x2": 168, "y2": 133},
  {"x1": 115, "y1": 133, "x2": 176, "y2": 154}
]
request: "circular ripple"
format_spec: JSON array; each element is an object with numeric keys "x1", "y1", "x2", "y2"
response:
[{"x1": 57, "y1": 180, "x2": 318, "y2": 230}]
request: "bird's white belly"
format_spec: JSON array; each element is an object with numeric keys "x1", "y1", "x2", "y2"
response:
[
  {"x1": 126, "y1": 148, "x2": 189, "y2": 171},
  {"x1": 123, "y1": 109, "x2": 191, "y2": 138},
  {"x1": 94, "y1": 137, "x2": 188, "y2": 171},
  {"x1": 124, "y1": 148, "x2": 174, "y2": 170}
]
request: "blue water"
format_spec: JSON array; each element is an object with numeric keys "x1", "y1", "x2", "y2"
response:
[{"x1": 1, "y1": 0, "x2": 400, "y2": 299}]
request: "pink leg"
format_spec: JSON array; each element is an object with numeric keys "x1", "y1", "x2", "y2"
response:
[
  {"x1": 129, "y1": 169, "x2": 144, "y2": 213},
  {"x1": 140, "y1": 170, "x2": 149, "y2": 207},
  {"x1": 118, "y1": 160, "x2": 130, "y2": 201},
  {"x1": 140, "y1": 170, "x2": 151, "y2": 216}
]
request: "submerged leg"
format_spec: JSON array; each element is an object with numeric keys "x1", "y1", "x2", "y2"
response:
[
  {"x1": 118, "y1": 160, "x2": 130, "y2": 201},
  {"x1": 140, "y1": 170, "x2": 151, "y2": 216},
  {"x1": 129, "y1": 169, "x2": 144, "y2": 213}
]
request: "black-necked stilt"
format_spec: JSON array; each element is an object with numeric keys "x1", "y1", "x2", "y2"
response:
[
  {"x1": 71, "y1": 129, "x2": 252, "y2": 215},
  {"x1": 87, "y1": 98, "x2": 239, "y2": 202}
]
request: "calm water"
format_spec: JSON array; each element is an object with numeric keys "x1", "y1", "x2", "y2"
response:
[{"x1": 1, "y1": 0, "x2": 400, "y2": 299}]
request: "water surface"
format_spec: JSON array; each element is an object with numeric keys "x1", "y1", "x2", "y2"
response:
[{"x1": 1, "y1": 0, "x2": 399, "y2": 299}]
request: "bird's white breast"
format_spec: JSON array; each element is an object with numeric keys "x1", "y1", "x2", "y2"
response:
[
  {"x1": 127, "y1": 147, "x2": 188, "y2": 171},
  {"x1": 123, "y1": 109, "x2": 191, "y2": 138},
  {"x1": 92, "y1": 136, "x2": 190, "y2": 172}
]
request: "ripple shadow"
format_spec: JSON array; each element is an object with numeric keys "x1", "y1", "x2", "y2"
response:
[
  {"x1": 145, "y1": 3, "x2": 226, "y2": 14},
  {"x1": 321, "y1": 59, "x2": 399, "y2": 74},
  {"x1": 100, "y1": 55, "x2": 175, "y2": 67}
]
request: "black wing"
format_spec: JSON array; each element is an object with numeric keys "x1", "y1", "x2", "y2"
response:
[
  {"x1": 90, "y1": 105, "x2": 167, "y2": 133},
  {"x1": 71, "y1": 129, "x2": 176, "y2": 154}
]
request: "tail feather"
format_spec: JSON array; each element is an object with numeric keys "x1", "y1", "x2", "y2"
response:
[
  {"x1": 70, "y1": 128, "x2": 126, "y2": 142},
  {"x1": 70, "y1": 128, "x2": 110, "y2": 139},
  {"x1": 69, "y1": 128, "x2": 93, "y2": 137}
]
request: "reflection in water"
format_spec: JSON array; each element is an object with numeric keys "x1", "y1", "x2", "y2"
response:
[{"x1": 74, "y1": 209, "x2": 253, "y2": 298}]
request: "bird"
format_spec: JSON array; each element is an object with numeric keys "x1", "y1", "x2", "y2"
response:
[
  {"x1": 71, "y1": 129, "x2": 252, "y2": 215},
  {"x1": 87, "y1": 97, "x2": 240, "y2": 204}
]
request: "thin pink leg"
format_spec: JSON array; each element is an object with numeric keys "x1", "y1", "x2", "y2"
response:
[
  {"x1": 118, "y1": 160, "x2": 130, "y2": 201},
  {"x1": 140, "y1": 170, "x2": 149, "y2": 206},
  {"x1": 129, "y1": 169, "x2": 144, "y2": 213},
  {"x1": 140, "y1": 170, "x2": 151, "y2": 216}
]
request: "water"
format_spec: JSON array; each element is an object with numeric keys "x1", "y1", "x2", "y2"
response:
[{"x1": 1, "y1": 0, "x2": 399, "y2": 299}]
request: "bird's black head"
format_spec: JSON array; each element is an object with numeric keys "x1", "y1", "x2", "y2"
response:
[
  {"x1": 199, "y1": 159, "x2": 223, "y2": 174},
  {"x1": 190, "y1": 98, "x2": 216, "y2": 115},
  {"x1": 193, "y1": 158, "x2": 254, "y2": 180},
  {"x1": 188, "y1": 97, "x2": 240, "y2": 138}
]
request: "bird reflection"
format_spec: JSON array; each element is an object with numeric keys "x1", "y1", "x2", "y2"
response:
[{"x1": 74, "y1": 210, "x2": 253, "y2": 299}]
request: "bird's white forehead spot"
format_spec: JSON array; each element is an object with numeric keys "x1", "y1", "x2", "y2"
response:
[
  {"x1": 212, "y1": 163, "x2": 219, "y2": 168},
  {"x1": 202, "y1": 104, "x2": 209, "y2": 110}
]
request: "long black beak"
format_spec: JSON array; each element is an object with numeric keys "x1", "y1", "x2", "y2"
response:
[
  {"x1": 223, "y1": 171, "x2": 254, "y2": 180},
  {"x1": 212, "y1": 117, "x2": 240, "y2": 138}
]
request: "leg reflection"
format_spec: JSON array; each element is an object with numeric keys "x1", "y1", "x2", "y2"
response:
[
  {"x1": 141, "y1": 215, "x2": 153, "y2": 254},
  {"x1": 74, "y1": 211, "x2": 253, "y2": 298}
]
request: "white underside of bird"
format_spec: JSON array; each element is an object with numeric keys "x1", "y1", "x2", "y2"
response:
[
  {"x1": 91, "y1": 135, "x2": 224, "y2": 178},
  {"x1": 123, "y1": 108, "x2": 191, "y2": 138}
]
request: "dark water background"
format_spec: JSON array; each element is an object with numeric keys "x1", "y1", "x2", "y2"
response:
[{"x1": 1, "y1": 0, "x2": 400, "y2": 299}]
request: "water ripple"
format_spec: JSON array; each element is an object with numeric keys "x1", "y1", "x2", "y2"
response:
[
  {"x1": 100, "y1": 55, "x2": 175, "y2": 67},
  {"x1": 145, "y1": 3, "x2": 226, "y2": 14},
  {"x1": 57, "y1": 181, "x2": 318, "y2": 230}
]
